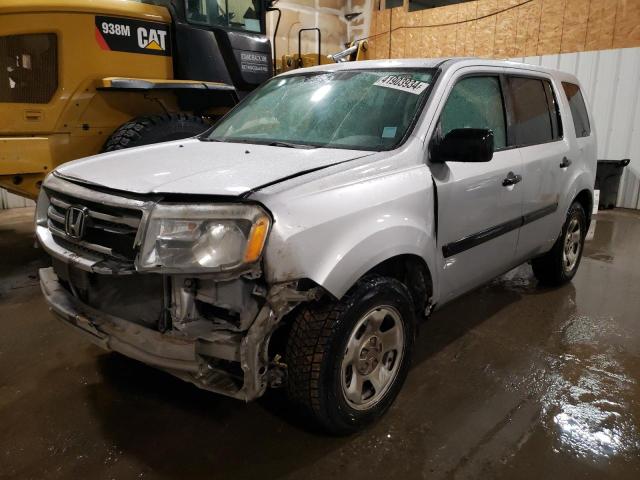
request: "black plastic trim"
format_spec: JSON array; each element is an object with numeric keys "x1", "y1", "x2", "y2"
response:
[
  {"x1": 522, "y1": 202, "x2": 558, "y2": 224},
  {"x1": 442, "y1": 216, "x2": 522, "y2": 258},
  {"x1": 442, "y1": 201, "x2": 558, "y2": 258},
  {"x1": 431, "y1": 175, "x2": 439, "y2": 242}
]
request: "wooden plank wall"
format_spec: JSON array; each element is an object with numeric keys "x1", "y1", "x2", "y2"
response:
[{"x1": 366, "y1": 0, "x2": 640, "y2": 60}]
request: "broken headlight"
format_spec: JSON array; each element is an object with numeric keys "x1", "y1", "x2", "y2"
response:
[{"x1": 137, "y1": 204, "x2": 271, "y2": 273}]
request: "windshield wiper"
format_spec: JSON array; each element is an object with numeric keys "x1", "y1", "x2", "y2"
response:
[
  {"x1": 199, "y1": 138, "x2": 317, "y2": 148},
  {"x1": 267, "y1": 141, "x2": 317, "y2": 149}
]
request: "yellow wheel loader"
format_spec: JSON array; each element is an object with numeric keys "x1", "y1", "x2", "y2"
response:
[
  {"x1": 278, "y1": 30, "x2": 368, "y2": 74},
  {"x1": 0, "y1": 0, "x2": 276, "y2": 199}
]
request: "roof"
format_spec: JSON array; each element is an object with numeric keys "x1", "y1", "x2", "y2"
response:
[{"x1": 280, "y1": 57, "x2": 578, "y2": 83}]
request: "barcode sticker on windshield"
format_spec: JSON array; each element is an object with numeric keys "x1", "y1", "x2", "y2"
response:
[{"x1": 374, "y1": 75, "x2": 429, "y2": 95}]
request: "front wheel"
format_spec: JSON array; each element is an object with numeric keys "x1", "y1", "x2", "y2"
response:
[
  {"x1": 532, "y1": 201, "x2": 586, "y2": 285},
  {"x1": 285, "y1": 275, "x2": 415, "y2": 435}
]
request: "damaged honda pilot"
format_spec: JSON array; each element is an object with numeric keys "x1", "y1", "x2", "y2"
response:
[{"x1": 37, "y1": 59, "x2": 596, "y2": 434}]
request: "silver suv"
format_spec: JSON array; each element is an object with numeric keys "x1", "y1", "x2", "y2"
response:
[{"x1": 36, "y1": 59, "x2": 596, "y2": 433}]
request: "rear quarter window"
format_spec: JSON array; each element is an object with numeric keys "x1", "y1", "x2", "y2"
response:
[{"x1": 562, "y1": 82, "x2": 591, "y2": 138}]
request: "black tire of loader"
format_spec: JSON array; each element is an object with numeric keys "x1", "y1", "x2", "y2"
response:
[{"x1": 102, "y1": 114, "x2": 209, "y2": 152}]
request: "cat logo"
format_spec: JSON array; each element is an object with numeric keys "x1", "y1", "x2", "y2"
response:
[
  {"x1": 95, "y1": 16, "x2": 171, "y2": 56},
  {"x1": 137, "y1": 27, "x2": 168, "y2": 51}
]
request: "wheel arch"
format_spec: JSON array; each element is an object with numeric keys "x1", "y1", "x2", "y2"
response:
[
  {"x1": 316, "y1": 227, "x2": 437, "y2": 307},
  {"x1": 561, "y1": 168, "x2": 594, "y2": 226},
  {"x1": 360, "y1": 254, "x2": 434, "y2": 316},
  {"x1": 574, "y1": 188, "x2": 593, "y2": 227}
]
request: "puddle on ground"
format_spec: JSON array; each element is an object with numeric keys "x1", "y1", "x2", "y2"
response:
[{"x1": 540, "y1": 312, "x2": 640, "y2": 460}]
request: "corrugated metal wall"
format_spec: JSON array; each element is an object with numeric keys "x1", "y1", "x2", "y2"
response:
[{"x1": 510, "y1": 47, "x2": 640, "y2": 209}]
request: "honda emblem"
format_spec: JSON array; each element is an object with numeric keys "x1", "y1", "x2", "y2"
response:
[{"x1": 65, "y1": 206, "x2": 89, "y2": 239}]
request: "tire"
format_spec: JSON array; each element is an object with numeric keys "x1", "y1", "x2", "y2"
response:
[
  {"x1": 285, "y1": 275, "x2": 415, "y2": 435},
  {"x1": 532, "y1": 201, "x2": 586, "y2": 286},
  {"x1": 102, "y1": 113, "x2": 209, "y2": 152}
]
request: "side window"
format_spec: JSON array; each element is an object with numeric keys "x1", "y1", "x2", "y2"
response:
[
  {"x1": 439, "y1": 76, "x2": 507, "y2": 150},
  {"x1": 507, "y1": 76, "x2": 554, "y2": 146},
  {"x1": 562, "y1": 82, "x2": 591, "y2": 138}
]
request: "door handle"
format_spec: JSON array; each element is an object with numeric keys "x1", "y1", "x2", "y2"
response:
[
  {"x1": 502, "y1": 171, "x2": 522, "y2": 187},
  {"x1": 560, "y1": 157, "x2": 572, "y2": 168}
]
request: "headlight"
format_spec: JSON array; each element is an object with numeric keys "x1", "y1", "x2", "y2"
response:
[{"x1": 137, "y1": 204, "x2": 271, "y2": 273}]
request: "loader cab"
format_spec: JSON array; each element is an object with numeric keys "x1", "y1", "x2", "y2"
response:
[{"x1": 146, "y1": 0, "x2": 273, "y2": 97}]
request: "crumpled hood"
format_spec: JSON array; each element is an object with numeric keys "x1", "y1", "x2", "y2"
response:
[{"x1": 55, "y1": 139, "x2": 374, "y2": 196}]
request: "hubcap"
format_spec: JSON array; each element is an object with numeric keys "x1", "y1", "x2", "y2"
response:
[
  {"x1": 563, "y1": 217, "x2": 582, "y2": 273},
  {"x1": 341, "y1": 306, "x2": 404, "y2": 410}
]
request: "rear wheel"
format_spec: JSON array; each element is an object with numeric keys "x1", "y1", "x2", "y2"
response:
[
  {"x1": 102, "y1": 113, "x2": 209, "y2": 152},
  {"x1": 285, "y1": 275, "x2": 415, "y2": 434},
  {"x1": 532, "y1": 201, "x2": 586, "y2": 285}
]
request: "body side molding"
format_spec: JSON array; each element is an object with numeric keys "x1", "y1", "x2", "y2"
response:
[{"x1": 442, "y1": 202, "x2": 559, "y2": 258}]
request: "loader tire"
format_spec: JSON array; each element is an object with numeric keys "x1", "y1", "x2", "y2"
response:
[{"x1": 102, "y1": 114, "x2": 209, "y2": 152}]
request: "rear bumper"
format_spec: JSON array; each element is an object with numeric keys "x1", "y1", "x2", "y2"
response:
[{"x1": 39, "y1": 266, "x2": 275, "y2": 401}]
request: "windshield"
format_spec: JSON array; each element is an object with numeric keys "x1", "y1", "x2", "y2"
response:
[
  {"x1": 185, "y1": 0, "x2": 263, "y2": 33},
  {"x1": 205, "y1": 69, "x2": 435, "y2": 151}
]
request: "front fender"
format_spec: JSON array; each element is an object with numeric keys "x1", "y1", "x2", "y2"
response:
[
  {"x1": 321, "y1": 224, "x2": 436, "y2": 299},
  {"x1": 261, "y1": 164, "x2": 437, "y2": 299}
]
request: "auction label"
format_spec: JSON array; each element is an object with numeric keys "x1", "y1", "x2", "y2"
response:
[
  {"x1": 374, "y1": 75, "x2": 429, "y2": 95},
  {"x1": 239, "y1": 51, "x2": 270, "y2": 73},
  {"x1": 95, "y1": 16, "x2": 171, "y2": 56}
]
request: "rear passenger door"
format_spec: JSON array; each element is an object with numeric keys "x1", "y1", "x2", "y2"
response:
[
  {"x1": 506, "y1": 75, "x2": 570, "y2": 260},
  {"x1": 429, "y1": 73, "x2": 524, "y2": 302}
]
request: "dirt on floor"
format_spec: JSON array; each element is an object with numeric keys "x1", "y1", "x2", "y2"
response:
[{"x1": 1, "y1": 207, "x2": 640, "y2": 480}]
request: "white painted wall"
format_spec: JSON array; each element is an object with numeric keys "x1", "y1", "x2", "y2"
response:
[
  {"x1": 0, "y1": 190, "x2": 35, "y2": 209},
  {"x1": 510, "y1": 47, "x2": 640, "y2": 209}
]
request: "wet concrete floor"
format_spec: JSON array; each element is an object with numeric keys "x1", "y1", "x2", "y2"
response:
[{"x1": 1, "y1": 207, "x2": 639, "y2": 479}]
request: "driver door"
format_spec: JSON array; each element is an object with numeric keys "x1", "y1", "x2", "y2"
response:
[{"x1": 430, "y1": 72, "x2": 524, "y2": 303}]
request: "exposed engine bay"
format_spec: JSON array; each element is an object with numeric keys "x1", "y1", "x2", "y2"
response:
[{"x1": 42, "y1": 261, "x2": 319, "y2": 401}]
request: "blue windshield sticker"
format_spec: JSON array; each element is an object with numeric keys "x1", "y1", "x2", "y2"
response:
[{"x1": 382, "y1": 126, "x2": 397, "y2": 138}]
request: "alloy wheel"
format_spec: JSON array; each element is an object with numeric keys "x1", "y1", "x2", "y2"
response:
[
  {"x1": 563, "y1": 217, "x2": 582, "y2": 273},
  {"x1": 340, "y1": 306, "x2": 405, "y2": 411}
]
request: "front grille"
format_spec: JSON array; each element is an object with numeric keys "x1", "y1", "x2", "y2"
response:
[
  {"x1": 0, "y1": 33, "x2": 58, "y2": 103},
  {"x1": 45, "y1": 189, "x2": 143, "y2": 266}
]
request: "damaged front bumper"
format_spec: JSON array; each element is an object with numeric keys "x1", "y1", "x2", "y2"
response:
[{"x1": 39, "y1": 267, "x2": 281, "y2": 401}]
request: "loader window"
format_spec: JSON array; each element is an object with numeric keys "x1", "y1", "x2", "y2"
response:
[
  {"x1": 205, "y1": 68, "x2": 435, "y2": 151},
  {"x1": 186, "y1": 0, "x2": 263, "y2": 33}
]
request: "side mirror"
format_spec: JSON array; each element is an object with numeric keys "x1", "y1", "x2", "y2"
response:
[{"x1": 430, "y1": 128, "x2": 494, "y2": 163}]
